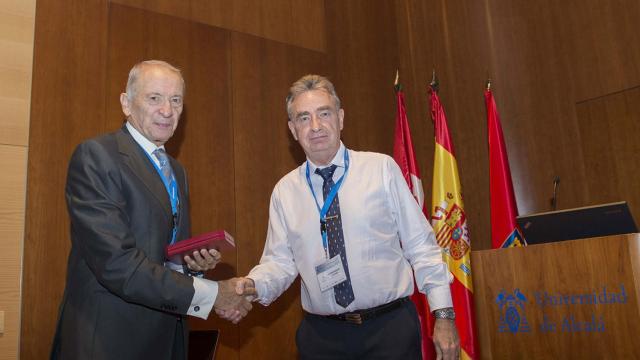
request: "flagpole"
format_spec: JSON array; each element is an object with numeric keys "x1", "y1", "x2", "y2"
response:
[{"x1": 430, "y1": 69, "x2": 439, "y2": 91}]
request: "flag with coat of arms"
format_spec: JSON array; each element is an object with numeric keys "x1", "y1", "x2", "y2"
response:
[{"x1": 429, "y1": 80, "x2": 478, "y2": 360}]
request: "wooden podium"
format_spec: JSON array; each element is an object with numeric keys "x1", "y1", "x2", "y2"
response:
[{"x1": 471, "y1": 233, "x2": 640, "y2": 359}]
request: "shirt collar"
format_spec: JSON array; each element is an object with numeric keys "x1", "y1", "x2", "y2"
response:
[
  {"x1": 306, "y1": 142, "x2": 346, "y2": 175},
  {"x1": 126, "y1": 121, "x2": 165, "y2": 156}
]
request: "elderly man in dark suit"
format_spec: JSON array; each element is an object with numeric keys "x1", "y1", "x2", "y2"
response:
[{"x1": 51, "y1": 60, "x2": 254, "y2": 360}]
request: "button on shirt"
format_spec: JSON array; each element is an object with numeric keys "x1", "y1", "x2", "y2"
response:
[
  {"x1": 126, "y1": 122, "x2": 218, "y2": 319},
  {"x1": 248, "y1": 143, "x2": 453, "y2": 315}
]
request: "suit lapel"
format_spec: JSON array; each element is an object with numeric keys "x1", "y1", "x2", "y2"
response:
[{"x1": 116, "y1": 127, "x2": 173, "y2": 221}]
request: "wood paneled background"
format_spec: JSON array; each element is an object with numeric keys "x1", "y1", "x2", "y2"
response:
[
  {"x1": 14, "y1": 0, "x2": 640, "y2": 359},
  {"x1": 0, "y1": 0, "x2": 35, "y2": 359}
]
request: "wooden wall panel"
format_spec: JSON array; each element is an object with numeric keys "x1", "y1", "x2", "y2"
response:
[
  {"x1": 0, "y1": 96, "x2": 30, "y2": 146},
  {"x1": 231, "y1": 31, "x2": 327, "y2": 360},
  {"x1": 324, "y1": 0, "x2": 400, "y2": 155},
  {"x1": 0, "y1": 2, "x2": 34, "y2": 147},
  {"x1": 0, "y1": 145, "x2": 28, "y2": 360},
  {"x1": 110, "y1": 0, "x2": 326, "y2": 52},
  {"x1": 0, "y1": 0, "x2": 35, "y2": 358},
  {"x1": 479, "y1": 0, "x2": 640, "y2": 221},
  {"x1": 556, "y1": 0, "x2": 640, "y2": 102},
  {"x1": 21, "y1": 1, "x2": 109, "y2": 359},
  {"x1": 576, "y1": 87, "x2": 640, "y2": 220},
  {"x1": 481, "y1": 0, "x2": 590, "y2": 218}
]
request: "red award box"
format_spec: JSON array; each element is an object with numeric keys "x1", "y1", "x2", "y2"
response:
[{"x1": 165, "y1": 230, "x2": 235, "y2": 264}]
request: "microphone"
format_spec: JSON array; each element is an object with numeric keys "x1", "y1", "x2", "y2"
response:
[{"x1": 550, "y1": 176, "x2": 560, "y2": 211}]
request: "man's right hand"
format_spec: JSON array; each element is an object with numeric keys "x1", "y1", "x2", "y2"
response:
[
  {"x1": 432, "y1": 317, "x2": 460, "y2": 359},
  {"x1": 234, "y1": 277, "x2": 256, "y2": 301},
  {"x1": 214, "y1": 278, "x2": 256, "y2": 324},
  {"x1": 213, "y1": 278, "x2": 258, "y2": 324}
]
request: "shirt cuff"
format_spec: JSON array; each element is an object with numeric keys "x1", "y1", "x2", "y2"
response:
[
  {"x1": 425, "y1": 284, "x2": 453, "y2": 311},
  {"x1": 247, "y1": 276, "x2": 270, "y2": 306},
  {"x1": 165, "y1": 261, "x2": 184, "y2": 273},
  {"x1": 188, "y1": 277, "x2": 218, "y2": 319}
]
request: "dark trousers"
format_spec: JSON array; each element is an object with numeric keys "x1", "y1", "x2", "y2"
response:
[
  {"x1": 171, "y1": 317, "x2": 187, "y2": 360},
  {"x1": 296, "y1": 299, "x2": 422, "y2": 360}
]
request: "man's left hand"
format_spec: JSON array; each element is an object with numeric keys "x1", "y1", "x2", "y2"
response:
[
  {"x1": 433, "y1": 318, "x2": 460, "y2": 360},
  {"x1": 184, "y1": 248, "x2": 221, "y2": 272}
]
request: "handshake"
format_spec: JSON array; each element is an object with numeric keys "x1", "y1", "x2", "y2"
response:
[
  {"x1": 184, "y1": 249, "x2": 256, "y2": 324},
  {"x1": 213, "y1": 277, "x2": 256, "y2": 324},
  {"x1": 184, "y1": 250, "x2": 256, "y2": 324}
]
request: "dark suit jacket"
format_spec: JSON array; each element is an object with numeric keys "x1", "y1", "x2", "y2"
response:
[{"x1": 52, "y1": 126, "x2": 195, "y2": 360}]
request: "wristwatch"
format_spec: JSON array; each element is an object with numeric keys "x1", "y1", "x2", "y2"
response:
[{"x1": 433, "y1": 307, "x2": 455, "y2": 320}]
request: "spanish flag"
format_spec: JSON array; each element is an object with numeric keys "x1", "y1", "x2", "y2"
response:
[
  {"x1": 429, "y1": 81, "x2": 478, "y2": 359},
  {"x1": 392, "y1": 78, "x2": 436, "y2": 359}
]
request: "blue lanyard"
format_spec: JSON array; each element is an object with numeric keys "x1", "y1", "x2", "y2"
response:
[
  {"x1": 305, "y1": 150, "x2": 350, "y2": 257},
  {"x1": 143, "y1": 150, "x2": 180, "y2": 244}
]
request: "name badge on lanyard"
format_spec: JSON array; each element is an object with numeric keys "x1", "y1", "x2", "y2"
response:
[{"x1": 316, "y1": 255, "x2": 348, "y2": 292}]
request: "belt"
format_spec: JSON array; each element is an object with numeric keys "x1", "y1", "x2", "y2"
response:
[{"x1": 305, "y1": 297, "x2": 408, "y2": 325}]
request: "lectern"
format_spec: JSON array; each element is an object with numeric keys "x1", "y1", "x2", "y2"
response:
[{"x1": 472, "y1": 233, "x2": 640, "y2": 359}]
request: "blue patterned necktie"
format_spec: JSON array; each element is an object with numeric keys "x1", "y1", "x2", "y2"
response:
[
  {"x1": 316, "y1": 165, "x2": 355, "y2": 308},
  {"x1": 153, "y1": 148, "x2": 179, "y2": 244},
  {"x1": 153, "y1": 148, "x2": 175, "y2": 182}
]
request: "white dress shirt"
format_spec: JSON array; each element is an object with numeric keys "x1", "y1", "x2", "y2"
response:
[
  {"x1": 126, "y1": 122, "x2": 217, "y2": 319},
  {"x1": 248, "y1": 142, "x2": 453, "y2": 315}
]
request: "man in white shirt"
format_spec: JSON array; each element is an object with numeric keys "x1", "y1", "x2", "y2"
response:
[
  {"x1": 226, "y1": 75, "x2": 460, "y2": 359},
  {"x1": 51, "y1": 60, "x2": 254, "y2": 360}
]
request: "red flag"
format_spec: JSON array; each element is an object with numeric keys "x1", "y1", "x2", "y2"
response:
[
  {"x1": 392, "y1": 82, "x2": 436, "y2": 359},
  {"x1": 429, "y1": 83, "x2": 479, "y2": 360},
  {"x1": 485, "y1": 87, "x2": 526, "y2": 248}
]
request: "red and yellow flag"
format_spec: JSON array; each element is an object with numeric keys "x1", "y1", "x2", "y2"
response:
[
  {"x1": 392, "y1": 81, "x2": 436, "y2": 359},
  {"x1": 485, "y1": 86, "x2": 526, "y2": 248},
  {"x1": 429, "y1": 83, "x2": 478, "y2": 360}
]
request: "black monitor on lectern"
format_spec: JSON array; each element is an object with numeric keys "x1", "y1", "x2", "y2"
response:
[{"x1": 516, "y1": 201, "x2": 638, "y2": 245}]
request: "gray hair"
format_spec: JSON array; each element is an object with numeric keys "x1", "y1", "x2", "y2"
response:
[
  {"x1": 125, "y1": 60, "x2": 185, "y2": 100},
  {"x1": 286, "y1": 74, "x2": 341, "y2": 120}
]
